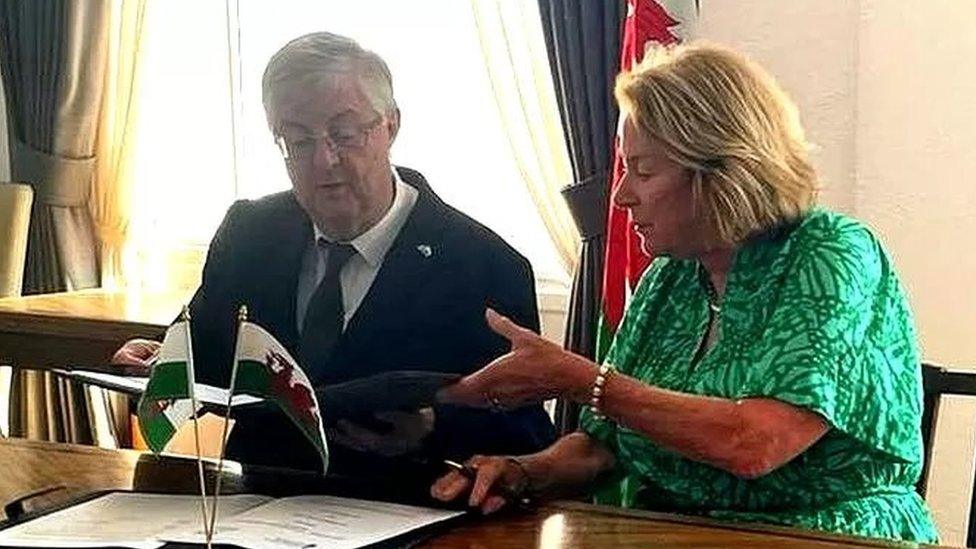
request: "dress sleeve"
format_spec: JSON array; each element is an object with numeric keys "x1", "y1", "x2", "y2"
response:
[{"x1": 738, "y1": 217, "x2": 922, "y2": 462}]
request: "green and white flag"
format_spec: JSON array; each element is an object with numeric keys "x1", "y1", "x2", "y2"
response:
[
  {"x1": 137, "y1": 320, "x2": 201, "y2": 452},
  {"x1": 231, "y1": 321, "x2": 329, "y2": 473}
]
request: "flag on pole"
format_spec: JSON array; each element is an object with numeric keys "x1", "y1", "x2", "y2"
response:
[
  {"x1": 596, "y1": 0, "x2": 695, "y2": 361},
  {"x1": 137, "y1": 320, "x2": 201, "y2": 452},
  {"x1": 136, "y1": 308, "x2": 213, "y2": 542},
  {"x1": 231, "y1": 321, "x2": 329, "y2": 473}
]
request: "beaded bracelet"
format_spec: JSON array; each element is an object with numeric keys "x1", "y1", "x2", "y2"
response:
[{"x1": 589, "y1": 363, "x2": 616, "y2": 421}]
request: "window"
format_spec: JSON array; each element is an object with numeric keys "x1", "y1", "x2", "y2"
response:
[{"x1": 128, "y1": 0, "x2": 571, "y2": 293}]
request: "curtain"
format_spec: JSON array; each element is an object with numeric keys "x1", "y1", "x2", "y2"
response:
[
  {"x1": 537, "y1": 0, "x2": 625, "y2": 433},
  {"x1": 0, "y1": 1, "x2": 105, "y2": 294},
  {"x1": 0, "y1": 1, "x2": 141, "y2": 448},
  {"x1": 91, "y1": 0, "x2": 148, "y2": 290},
  {"x1": 469, "y1": 0, "x2": 579, "y2": 277}
]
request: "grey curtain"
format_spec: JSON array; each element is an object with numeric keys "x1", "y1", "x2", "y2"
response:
[
  {"x1": 538, "y1": 0, "x2": 624, "y2": 434},
  {"x1": 0, "y1": 0, "x2": 105, "y2": 294},
  {"x1": 0, "y1": 1, "x2": 112, "y2": 445}
]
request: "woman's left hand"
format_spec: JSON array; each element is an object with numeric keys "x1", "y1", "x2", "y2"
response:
[{"x1": 437, "y1": 309, "x2": 594, "y2": 409}]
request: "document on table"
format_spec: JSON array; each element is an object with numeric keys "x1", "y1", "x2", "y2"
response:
[
  {"x1": 163, "y1": 494, "x2": 465, "y2": 549},
  {"x1": 0, "y1": 492, "x2": 271, "y2": 548},
  {"x1": 0, "y1": 492, "x2": 464, "y2": 549}
]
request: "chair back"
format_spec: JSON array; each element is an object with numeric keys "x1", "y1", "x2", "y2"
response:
[
  {"x1": 919, "y1": 362, "x2": 976, "y2": 546},
  {"x1": 0, "y1": 183, "x2": 33, "y2": 298}
]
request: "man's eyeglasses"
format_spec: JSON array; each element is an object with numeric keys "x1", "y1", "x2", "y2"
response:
[{"x1": 275, "y1": 117, "x2": 384, "y2": 161}]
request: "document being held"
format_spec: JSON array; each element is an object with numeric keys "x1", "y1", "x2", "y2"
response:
[{"x1": 0, "y1": 492, "x2": 463, "y2": 549}]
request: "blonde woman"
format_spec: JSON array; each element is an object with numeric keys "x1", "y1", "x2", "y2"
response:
[{"x1": 432, "y1": 43, "x2": 938, "y2": 543}]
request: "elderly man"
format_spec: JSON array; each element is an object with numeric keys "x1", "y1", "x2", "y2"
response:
[{"x1": 113, "y1": 31, "x2": 555, "y2": 495}]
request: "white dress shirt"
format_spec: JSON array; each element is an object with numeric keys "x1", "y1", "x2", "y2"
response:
[{"x1": 295, "y1": 171, "x2": 419, "y2": 331}]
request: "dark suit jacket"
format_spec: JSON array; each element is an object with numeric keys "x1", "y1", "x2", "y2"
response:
[{"x1": 187, "y1": 167, "x2": 556, "y2": 492}]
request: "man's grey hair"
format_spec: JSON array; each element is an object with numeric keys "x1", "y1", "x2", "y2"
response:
[{"x1": 262, "y1": 31, "x2": 397, "y2": 127}]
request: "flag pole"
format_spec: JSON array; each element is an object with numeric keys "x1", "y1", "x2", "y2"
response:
[
  {"x1": 182, "y1": 305, "x2": 212, "y2": 547},
  {"x1": 206, "y1": 304, "x2": 247, "y2": 544}
]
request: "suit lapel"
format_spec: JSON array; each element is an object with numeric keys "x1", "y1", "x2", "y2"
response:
[{"x1": 340, "y1": 169, "x2": 450, "y2": 356}]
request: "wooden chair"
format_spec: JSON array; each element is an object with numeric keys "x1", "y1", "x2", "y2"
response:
[
  {"x1": 919, "y1": 362, "x2": 976, "y2": 546},
  {"x1": 0, "y1": 182, "x2": 33, "y2": 298},
  {"x1": 0, "y1": 183, "x2": 33, "y2": 438}
]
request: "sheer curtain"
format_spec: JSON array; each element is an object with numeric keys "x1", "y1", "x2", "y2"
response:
[
  {"x1": 89, "y1": 0, "x2": 150, "y2": 447},
  {"x1": 91, "y1": 0, "x2": 148, "y2": 291},
  {"x1": 469, "y1": 0, "x2": 579, "y2": 276},
  {"x1": 125, "y1": 0, "x2": 237, "y2": 293}
]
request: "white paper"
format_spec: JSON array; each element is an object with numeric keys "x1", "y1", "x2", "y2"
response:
[
  {"x1": 58, "y1": 369, "x2": 263, "y2": 406},
  {"x1": 164, "y1": 495, "x2": 464, "y2": 549},
  {"x1": 0, "y1": 492, "x2": 271, "y2": 549}
]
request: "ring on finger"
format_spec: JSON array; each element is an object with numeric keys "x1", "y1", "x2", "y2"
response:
[{"x1": 485, "y1": 393, "x2": 505, "y2": 411}]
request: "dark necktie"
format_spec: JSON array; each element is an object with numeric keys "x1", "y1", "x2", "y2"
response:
[{"x1": 299, "y1": 240, "x2": 357, "y2": 375}]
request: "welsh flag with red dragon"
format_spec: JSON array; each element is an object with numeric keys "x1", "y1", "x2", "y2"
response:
[
  {"x1": 596, "y1": 0, "x2": 687, "y2": 360},
  {"x1": 137, "y1": 318, "x2": 329, "y2": 473},
  {"x1": 231, "y1": 321, "x2": 329, "y2": 473}
]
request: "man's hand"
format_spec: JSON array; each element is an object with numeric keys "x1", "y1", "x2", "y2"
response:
[
  {"x1": 110, "y1": 338, "x2": 161, "y2": 375},
  {"x1": 331, "y1": 408, "x2": 435, "y2": 457}
]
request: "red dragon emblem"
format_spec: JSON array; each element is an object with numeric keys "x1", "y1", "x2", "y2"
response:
[{"x1": 265, "y1": 349, "x2": 320, "y2": 426}]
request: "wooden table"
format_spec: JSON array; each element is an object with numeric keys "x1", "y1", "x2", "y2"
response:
[
  {"x1": 424, "y1": 501, "x2": 929, "y2": 548},
  {"x1": 0, "y1": 437, "x2": 953, "y2": 548},
  {"x1": 0, "y1": 295, "x2": 955, "y2": 547},
  {"x1": 0, "y1": 289, "x2": 189, "y2": 369}
]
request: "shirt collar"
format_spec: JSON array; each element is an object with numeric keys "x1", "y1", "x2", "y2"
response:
[{"x1": 312, "y1": 169, "x2": 419, "y2": 268}]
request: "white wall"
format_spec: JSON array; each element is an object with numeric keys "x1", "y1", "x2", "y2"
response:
[
  {"x1": 855, "y1": 2, "x2": 976, "y2": 545},
  {"x1": 696, "y1": 1, "x2": 859, "y2": 213},
  {"x1": 855, "y1": 0, "x2": 976, "y2": 366},
  {"x1": 698, "y1": 1, "x2": 976, "y2": 545}
]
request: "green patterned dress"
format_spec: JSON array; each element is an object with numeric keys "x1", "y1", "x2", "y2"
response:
[{"x1": 580, "y1": 208, "x2": 938, "y2": 543}]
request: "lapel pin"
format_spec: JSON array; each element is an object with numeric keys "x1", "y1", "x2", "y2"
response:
[{"x1": 417, "y1": 244, "x2": 433, "y2": 258}]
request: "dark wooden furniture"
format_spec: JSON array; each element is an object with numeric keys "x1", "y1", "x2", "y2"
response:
[
  {"x1": 920, "y1": 362, "x2": 976, "y2": 547},
  {"x1": 0, "y1": 289, "x2": 188, "y2": 370}
]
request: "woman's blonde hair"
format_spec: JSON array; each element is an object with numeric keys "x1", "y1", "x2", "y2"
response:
[{"x1": 615, "y1": 41, "x2": 818, "y2": 246}]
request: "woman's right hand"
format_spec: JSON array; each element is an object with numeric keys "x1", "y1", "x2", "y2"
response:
[
  {"x1": 110, "y1": 338, "x2": 161, "y2": 375},
  {"x1": 430, "y1": 455, "x2": 530, "y2": 514}
]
